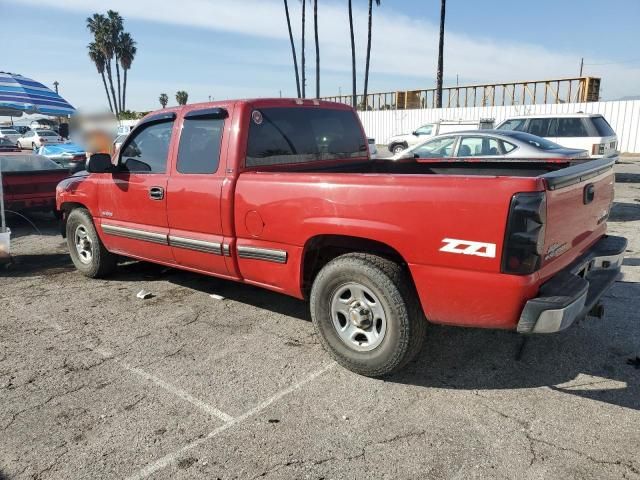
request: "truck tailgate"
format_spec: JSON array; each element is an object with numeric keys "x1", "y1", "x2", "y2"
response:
[{"x1": 538, "y1": 158, "x2": 615, "y2": 280}]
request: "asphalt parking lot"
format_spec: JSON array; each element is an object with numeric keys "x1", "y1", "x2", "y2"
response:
[{"x1": 1, "y1": 159, "x2": 639, "y2": 479}]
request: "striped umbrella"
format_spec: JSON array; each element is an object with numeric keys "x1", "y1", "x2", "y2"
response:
[{"x1": 0, "y1": 72, "x2": 75, "y2": 117}]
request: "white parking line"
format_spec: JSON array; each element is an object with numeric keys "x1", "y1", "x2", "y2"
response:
[{"x1": 125, "y1": 362, "x2": 336, "y2": 480}]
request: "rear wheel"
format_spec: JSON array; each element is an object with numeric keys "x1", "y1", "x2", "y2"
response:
[
  {"x1": 66, "y1": 208, "x2": 116, "y2": 278},
  {"x1": 391, "y1": 143, "x2": 407, "y2": 155},
  {"x1": 310, "y1": 253, "x2": 426, "y2": 377}
]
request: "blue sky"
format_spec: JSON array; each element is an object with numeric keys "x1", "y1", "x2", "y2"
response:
[{"x1": 1, "y1": 0, "x2": 639, "y2": 112}]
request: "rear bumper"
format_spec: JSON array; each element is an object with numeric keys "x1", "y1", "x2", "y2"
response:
[{"x1": 517, "y1": 235, "x2": 627, "y2": 333}]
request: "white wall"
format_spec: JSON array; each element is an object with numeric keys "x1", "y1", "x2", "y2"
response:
[{"x1": 358, "y1": 100, "x2": 640, "y2": 153}]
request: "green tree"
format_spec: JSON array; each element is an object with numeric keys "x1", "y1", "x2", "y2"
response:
[
  {"x1": 363, "y1": 0, "x2": 381, "y2": 110},
  {"x1": 86, "y1": 13, "x2": 119, "y2": 115},
  {"x1": 159, "y1": 93, "x2": 168, "y2": 108},
  {"x1": 283, "y1": 0, "x2": 301, "y2": 98},
  {"x1": 88, "y1": 42, "x2": 113, "y2": 114},
  {"x1": 435, "y1": 0, "x2": 446, "y2": 108},
  {"x1": 175, "y1": 91, "x2": 189, "y2": 105},
  {"x1": 107, "y1": 10, "x2": 124, "y2": 112},
  {"x1": 117, "y1": 32, "x2": 137, "y2": 111}
]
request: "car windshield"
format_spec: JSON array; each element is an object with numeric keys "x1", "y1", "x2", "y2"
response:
[
  {"x1": 246, "y1": 107, "x2": 367, "y2": 167},
  {"x1": 0, "y1": 153, "x2": 64, "y2": 171},
  {"x1": 38, "y1": 130, "x2": 58, "y2": 136},
  {"x1": 501, "y1": 131, "x2": 563, "y2": 150}
]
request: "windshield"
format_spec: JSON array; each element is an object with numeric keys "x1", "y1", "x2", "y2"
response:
[
  {"x1": 0, "y1": 154, "x2": 64, "y2": 171},
  {"x1": 502, "y1": 131, "x2": 564, "y2": 150},
  {"x1": 38, "y1": 130, "x2": 58, "y2": 137},
  {"x1": 246, "y1": 107, "x2": 367, "y2": 167}
]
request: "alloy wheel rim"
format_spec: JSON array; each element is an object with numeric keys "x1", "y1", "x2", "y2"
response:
[{"x1": 74, "y1": 225, "x2": 93, "y2": 264}]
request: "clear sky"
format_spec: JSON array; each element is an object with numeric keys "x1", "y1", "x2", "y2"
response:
[{"x1": 1, "y1": 0, "x2": 639, "y2": 112}]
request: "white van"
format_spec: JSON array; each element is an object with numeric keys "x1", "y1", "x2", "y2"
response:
[
  {"x1": 387, "y1": 119, "x2": 494, "y2": 155},
  {"x1": 496, "y1": 113, "x2": 618, "y2": 158}
]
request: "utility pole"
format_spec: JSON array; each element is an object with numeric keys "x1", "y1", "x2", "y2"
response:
[
  {"x1": 435, "y1": 0, "x2": 446, "y2": 109},
  {"x1": 53, "y1": 81, "x2": 59, "y2": 94},
  {"x1": 579, "y1": 57, "x2": 584, "y2": 76}
]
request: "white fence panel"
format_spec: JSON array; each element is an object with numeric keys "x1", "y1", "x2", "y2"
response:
[{"x1": 358, "y1": 100, "x2": 640, "y2": 153}]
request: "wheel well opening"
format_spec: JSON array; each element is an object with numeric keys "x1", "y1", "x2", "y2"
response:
[{"x1": 301, "y1": 235, "x2": 408, "y2": 298}]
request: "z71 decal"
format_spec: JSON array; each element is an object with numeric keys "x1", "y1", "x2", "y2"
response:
[{"x1": 439, "y1": 238, "x2": 497, "y2": 258}]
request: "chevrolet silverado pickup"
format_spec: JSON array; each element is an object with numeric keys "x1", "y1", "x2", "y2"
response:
[{"x1": 56, "y1": 99, "x2": 626, "y2": 377}]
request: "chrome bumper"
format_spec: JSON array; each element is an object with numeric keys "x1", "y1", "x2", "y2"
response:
[{"x1": 517, "y1": 235, "x2": 627, "y2": 334}]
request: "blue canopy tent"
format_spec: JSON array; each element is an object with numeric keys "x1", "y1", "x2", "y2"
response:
[
  {"x1": 0, "y1": 71, "x2": 75, "y2": 117},
  {"x1": 0, "y1": 72, "x2": 76, "y2": 235}
]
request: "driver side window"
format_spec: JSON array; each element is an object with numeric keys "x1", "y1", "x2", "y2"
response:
[
  {"x1": 415, "y1": 125, "x2": 433, "y2": 136},
  {"x1": 120, "y1": 121, "x2": 173, "y2": 173}
]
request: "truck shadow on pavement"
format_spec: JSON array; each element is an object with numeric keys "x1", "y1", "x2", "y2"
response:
[
  {"x1": 388, "y1": 281, "x2": 640, "y2": 412},
  {"x1": 609, "y1": 202, "x2": 640, "y2": 222}
]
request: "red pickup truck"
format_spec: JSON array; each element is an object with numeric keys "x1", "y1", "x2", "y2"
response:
[{"x1": 56, "y1": 99, "x2": 626, "y2": 376}]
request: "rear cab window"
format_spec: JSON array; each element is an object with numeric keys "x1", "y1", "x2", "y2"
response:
[{"x1": 246, "y1": 107, "x2": 367, "y2": 168}]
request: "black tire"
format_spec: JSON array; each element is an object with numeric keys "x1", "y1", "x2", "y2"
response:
[
  {"x1": 66, "y1": 208, "x2": 116, "y2": 278},
  {"x1": 390, "y1": 143, "x2": 407, "y2": 155},
  {"x1": 310, "y1": 253, "x2": 426, "y2": 377}
]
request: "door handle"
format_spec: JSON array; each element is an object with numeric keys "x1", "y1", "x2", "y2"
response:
[{"x1": 149, "y1": 186, "x2": 164, "y2": 200}]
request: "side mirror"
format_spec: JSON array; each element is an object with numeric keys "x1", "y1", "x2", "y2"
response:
[
  {"x1": 86, "y1": 153, "x2": 114, "y2": 173},
  {"x1": 412, "y1": 131, "x2": 418, "y2": 136}
]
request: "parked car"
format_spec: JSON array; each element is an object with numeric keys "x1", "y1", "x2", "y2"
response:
[
  {"x1": 0, "y1": 137, "x2": 20, "y2": 152},
  {"x1": 393, "y1": 130, "x2": 590, "y2": 163},
  {"x1": 496, "y1": 113, "x2": 618, "y2": 158},
  {"x1": 387, "y1": 119, "x2": 494, "y2": 155},
  {"x1": 56, "y1": 99, "x2": 625, "y2": 377},
  {"x1": 0, "y1": 127, "x2": 22, "y2": 144},
  {"x1": 37, "y1": 143, "x2": 87, "y2": 170},
  {"x1": 17, "y1": 129, "x2": 64, "y2": 149},
  {"x1": 1, "y1": 152, "x2": 68, "y2": 213}
]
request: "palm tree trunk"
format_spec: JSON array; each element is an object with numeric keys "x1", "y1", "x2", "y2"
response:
[
  {"x1": 284, "y1": 0, "x2": 301, "y2": 98},
  {"x1": 435, "y1": 0, "x2": 446, "y2": 108},
  {"x1": 348, "y1": 0, "x2": 356, "y2": 107},
  {"x1": 115, "y1": 58, "x2": 122, "y2": 112},
  {"x1": 122, "y1": 69, "x2": 127, "y2": 111},
  {"x1": 105, "y1": 61, "x2": 119, "y2": 116},
  {"x1": 314, "y1": 0, "x2": 320, "y2": 98},
  {"x1": 101, "y1": 71, "x2": 114, "y2": 114},
  {"x1": 301, "y1": 0, "x2": 306, "y2": 98},
  {"x1": 363, "y1": 0, "x2": 374, "y2": 110}
]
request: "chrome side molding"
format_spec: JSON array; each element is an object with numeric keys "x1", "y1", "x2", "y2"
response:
[
  {"x1": 101, "y1": 223, "x2": 168, "y2": 245},
  {"x1": 237, "y1": 245, "x2": 288, "y2": 264},
  {"x1": 168, "y1": 236, "x2": 222, "y2": 255}
]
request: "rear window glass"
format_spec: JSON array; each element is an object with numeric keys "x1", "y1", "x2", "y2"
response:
[
  {"x1": 246, "y1": 107, "x2": 367, "y2": 167},
  {"x1": 556, "y1": 118, "x2": 589, "y2": 137},
  {"x1": 177, "y1": 117, "x2": 224, "y2": 174},
  {"x1": 591, "y1": 116, "x2": 615, "y2": 137},
  {"x1": 497, "y1": 119, "x2": 527, "y2": 131},
  {"x1": 503, "y1": 131, "x2": 562, "y2": 150},
  {"x1": 525, "y1": 118, "x2": 556, "y2": 137},
  {"x1": 38, "y1": 130, "x2": 57, "y2": 136},
  {"x1": 0, "y1": 154, "x2": 64, "y2": 171}
]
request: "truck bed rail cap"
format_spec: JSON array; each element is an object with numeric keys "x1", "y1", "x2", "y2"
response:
[{"x1": 541, "y1": 158, "x2": 614, "y2": 190}]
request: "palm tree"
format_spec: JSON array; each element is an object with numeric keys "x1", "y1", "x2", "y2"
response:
[
  {"x1": 301, "y1": 0, "x2": 306, "y2": 98},
  {"x1": 176, "y1": 91, "x2": 189, "y2": 105},
  {"x1": 348, "y1": 0, "x2": 356, "y2": 107},
  {"x1": 86, "y1": 13, "x2": 119, "y2": 116},
  {"x1": 435, "y1": 0, "x2": 446, "y2": 108},
  {"x1": 363, "y1": 0, "x2": 381, "y2": 110},
  {"x1": 117, "y1": 32, "x2": 137, "y2": 111},
  {"x1": 107, "y1": 10, "x2": 124, "y2": 112},
  {"x1": 159, "y1": 93, "x2": 168, "y2": 108},
  {"x1": 88, "y1": 42, "x2": 113, "y2": 113},
  {"x1": 313, "y1": 0, "x2": 319, "y2": 98},
  {"x1": 283, "y1": 0, "x2": 301, "y2": 98}
]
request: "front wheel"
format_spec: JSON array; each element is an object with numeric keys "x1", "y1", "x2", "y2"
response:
[
  {"x1": 66, "y1": 208, "x2": 116, "y2": 278},
  {"x1": 391, "y1": 143, "x2": 407, "y2": 155},
  {"x1": 310, "y1": 253, "x2": 426, "y2": 377}
]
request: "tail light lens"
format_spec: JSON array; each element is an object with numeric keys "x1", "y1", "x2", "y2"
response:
[
  {"x1": 501, "y1": 192, "x2": 546, "y2": 275},
  {"x1": 592, "y1": 143, "x2": 605, "y2": 155}
]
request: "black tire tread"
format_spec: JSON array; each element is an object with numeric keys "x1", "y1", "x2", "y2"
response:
[{"x1": 310, "y1": 252, "x2": 426, "y2": 377}]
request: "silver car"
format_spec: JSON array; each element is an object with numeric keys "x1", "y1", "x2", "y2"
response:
[
  {"x1": 17, "y1": 129, "x2": 64, "y2": 149},
  {"x1": 392, "y1": 130, "x2": 590, "y2": 162}
]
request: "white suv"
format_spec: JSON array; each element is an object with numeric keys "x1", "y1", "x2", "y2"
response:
[{"x1": 496, "y1": 113, "x2": 618, "y2": 158}]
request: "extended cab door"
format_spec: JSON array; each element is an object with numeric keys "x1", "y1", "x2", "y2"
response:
[
  {"x1": 166, "y1": 106, "x2": 231, "y2": 276},
  {"x1": 97, "y1": 112, "x2": 176, "y2": 263}
]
